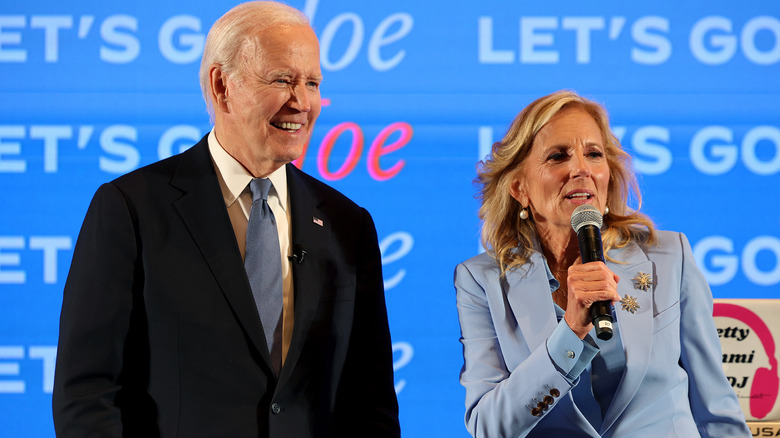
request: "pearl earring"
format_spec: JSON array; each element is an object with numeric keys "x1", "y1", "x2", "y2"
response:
[
  {"x1": 519, "y1": 208, "x2": 529, "y2": 220},
  {"x1": 604, "y1": 206, "x2": 610, "y2": 215}
]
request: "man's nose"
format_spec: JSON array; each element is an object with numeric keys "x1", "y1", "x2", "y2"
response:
[{"x1": 288, "y1": 83, "x2": 311, "y2": 112}]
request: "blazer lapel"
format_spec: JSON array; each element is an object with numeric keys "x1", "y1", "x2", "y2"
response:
[
  {"x1": 505, "y1": 250, "x2": 597, "y2": 433},
  {"x1": 277, "y1": 164, "x2": 329, "y2": 385},
  {"x1": 503, "y1": 251, "x2": 558, "y2": 361},
  {"x1": 601, "y1": 241, "x2": 654, "y2": 433},
  {"x1": 170, "y1": 139, "x2": 271, "y2": 365}
]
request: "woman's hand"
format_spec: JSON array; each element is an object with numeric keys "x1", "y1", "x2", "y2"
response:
[{"x1": 564, "y1": 259, "x2": 620, "y2": 339}]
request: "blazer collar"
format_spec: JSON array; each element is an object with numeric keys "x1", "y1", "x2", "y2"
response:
[{"x1": 503, "y1": 250, "x2": 559, "y2": 351}]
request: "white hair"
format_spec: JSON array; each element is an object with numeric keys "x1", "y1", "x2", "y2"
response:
[{"x1": 199, "y1": 1, "x2": 311, "y2": 120}]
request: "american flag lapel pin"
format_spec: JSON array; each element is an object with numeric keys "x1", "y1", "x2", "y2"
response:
[{"x1": 312, "y1": 217, "x2": 323, "y2": 226}]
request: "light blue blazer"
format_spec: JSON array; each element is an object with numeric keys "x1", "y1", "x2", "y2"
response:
[{"x1": 455, "y1": 231, "x2": 749, "y2": 438}]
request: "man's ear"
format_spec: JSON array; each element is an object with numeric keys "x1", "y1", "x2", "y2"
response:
[
  {"x1": 508, "y1": 174, "x2": 528, "y2": 207},
  {"x1": 209, "y1": 64, "x2": 229, "y2": 113}
]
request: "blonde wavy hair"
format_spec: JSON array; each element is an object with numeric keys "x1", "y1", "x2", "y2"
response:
[{"x1": 477, "y1": 90, "x2": 656, "y2": 276}]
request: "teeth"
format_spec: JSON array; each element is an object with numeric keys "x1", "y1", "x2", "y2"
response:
[
  {"x1": 568, "y1": 193, "x2": 590, "y2": 199},
  {"x1": 275, "y1": 122, "x2": 302, "y2": 131}
]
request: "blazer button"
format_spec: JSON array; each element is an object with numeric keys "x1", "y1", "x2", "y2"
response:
[
  {"x1": 549, "y1": 388, "x2": 560, "y2": 397},
  {"x1": 531, "y1": 407, "x2": 541, "y2": 417},
  {"x1": 271, "y1": 403, "x2": 281, "y2": 414},
  {"x1": 543, "y1": 395, "x2": 554, "y2": 405}
]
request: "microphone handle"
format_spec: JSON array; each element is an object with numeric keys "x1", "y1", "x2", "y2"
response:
[
  {"x1": 577, "y1": 225, "x2": 604, "y2": 264},
  {"x1": 577, "y1": 225, "x2": 613, "y2": 341},
  {"x1": 589, "y1": 302, "x2": 614, "y2": 341}
]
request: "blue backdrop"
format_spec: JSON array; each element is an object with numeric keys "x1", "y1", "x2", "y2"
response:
[{"x1": 1, "y1": 0, "x2": 779, "y2": 436}]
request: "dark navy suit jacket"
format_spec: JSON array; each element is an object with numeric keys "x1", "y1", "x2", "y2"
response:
[{"x1": 53, "y1": 136, "x2": 400, "y2": 437}]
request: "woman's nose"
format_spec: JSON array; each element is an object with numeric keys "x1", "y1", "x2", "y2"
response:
[{"x1": 570, "y1": 152, "x2": 592, "y2": 178}]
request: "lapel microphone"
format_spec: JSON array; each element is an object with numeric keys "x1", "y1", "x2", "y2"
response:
[
  {"x1": 289, "y1": 247, "x2": 306, "y2": 264},
  {"x1": 570, "y1": 204, "x2": 613, "y2": 341}
]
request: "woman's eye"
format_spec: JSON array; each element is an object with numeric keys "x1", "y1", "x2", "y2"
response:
[
  {"x1": 547, "y1": 152, "x2": 565, "y2": 161},
  {"x1": 588, "y1": 150, "x2": 604, "y2": 159}
]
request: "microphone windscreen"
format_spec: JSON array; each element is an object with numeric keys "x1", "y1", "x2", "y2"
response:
[{"x1": 570, "y1": 204, "x2": 603, "y2": 233}]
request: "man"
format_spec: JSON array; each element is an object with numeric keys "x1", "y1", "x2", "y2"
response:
[{"x1": 52, "y1": 2, "x2": 400, "y2": 437}]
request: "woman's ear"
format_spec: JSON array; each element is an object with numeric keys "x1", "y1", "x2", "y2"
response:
[{"x1": 509, "y1": 175, "x2": 528, "y2": 207}]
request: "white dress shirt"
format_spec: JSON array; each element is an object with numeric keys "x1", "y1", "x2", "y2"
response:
[{"x1": 207, "y1": 130, "x2": 295, "y2": 365}]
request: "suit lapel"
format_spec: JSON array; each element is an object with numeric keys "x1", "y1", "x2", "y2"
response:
[
  {"x1": 505, "y1": 251, "x2": 597, "y2": 433},
  {"x1": 170, "y1": 138, "x2": 271, "y2": 366},
  {"x1": 504, "y1": 251, "x2": 558, "y2": 360},
  {"x1": 277, "y1": 164, "x2": 329, "y2": 385},
  {"x1": 601, "y1": 241, "x2": 654, "y2": 433}
]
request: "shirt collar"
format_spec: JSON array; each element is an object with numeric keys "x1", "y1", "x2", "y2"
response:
[
  {"x1": 541, "y1": 256, "x2": 561, "y2": 294},
  {"x1": 208, "y1": 129, "x2": 288, "y2": 212},
  {"x1": 530, "y1": 236, "x2": 560, "y2": 294},
  {"x1": 536, "y1": 245, "x2": 563, "y2": 318}
]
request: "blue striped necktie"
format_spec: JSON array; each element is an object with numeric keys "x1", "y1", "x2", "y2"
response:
[{"x1": 244, "y1": 178, "x2": 283, "y2": 375}]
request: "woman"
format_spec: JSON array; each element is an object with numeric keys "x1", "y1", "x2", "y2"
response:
[{"x1": 454, "y1": 90, "x2": 749, "y2": 437}]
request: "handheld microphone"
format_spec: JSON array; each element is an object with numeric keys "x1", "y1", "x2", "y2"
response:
[{"x1": 570, "y1": 204, "x2": 613, "y2": 341}]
